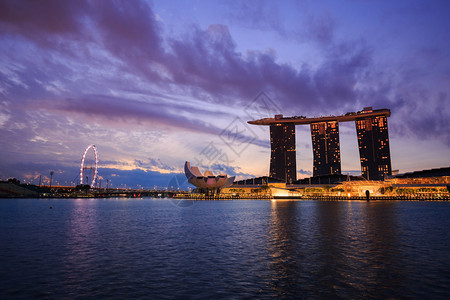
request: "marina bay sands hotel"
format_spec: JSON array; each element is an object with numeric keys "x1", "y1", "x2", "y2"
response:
[{"x1": 248, "y1": 107, "x2": 392, "y2": 182}]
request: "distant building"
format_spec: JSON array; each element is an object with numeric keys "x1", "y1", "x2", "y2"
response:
[
  {"x1": 310, "y1": 121, "x2": 341, "y2": 176},
  {"x1": 269, "y1": 122, "x2": 296, "y2": 183},
  {"x1": 232, "y1": 176, "x2": 285, "y2": 186},
  {"x1": 356, "y1": 108, "x2": 392, "y2": 180},
  {"x1": 393, "y1": 167, "x2": 450, "y2": 178},
  {"x1": 293, "y1": 173, "x2": 363, "y2": 185}
]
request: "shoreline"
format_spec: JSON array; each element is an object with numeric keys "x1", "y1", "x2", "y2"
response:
[{"x1": 2, "y1": 195, "x2": 448, "y2": 201}]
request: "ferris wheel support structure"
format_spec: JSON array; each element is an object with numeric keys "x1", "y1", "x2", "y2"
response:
[{"x1": 80, "y1": 144, "x2": 98, "y2": 187}]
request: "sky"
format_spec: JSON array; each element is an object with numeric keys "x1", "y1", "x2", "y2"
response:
[{"x1": 0, "y1": 0, "x2": 449, "y2": 189}]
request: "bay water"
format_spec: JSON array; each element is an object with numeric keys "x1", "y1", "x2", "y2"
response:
[{"x1": 1, "y1": 198, "x2": 449, "y2": 299}]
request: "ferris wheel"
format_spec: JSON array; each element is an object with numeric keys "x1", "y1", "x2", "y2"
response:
[{"x1": 80, "y1": 144, "x2": 98, "y2": 187}]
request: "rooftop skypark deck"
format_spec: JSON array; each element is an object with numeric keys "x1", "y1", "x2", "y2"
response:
[{"x1": 248, "y1": 107, "x2": 391, "y2": 125}]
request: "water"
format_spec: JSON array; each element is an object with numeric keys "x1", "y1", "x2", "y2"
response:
[{"x1": 1, "y1": 198, "x2": 450, "y2": 299}]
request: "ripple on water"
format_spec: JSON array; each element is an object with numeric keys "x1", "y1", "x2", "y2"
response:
[{"x1": 1, "y1": 199, "x2": 450, "y2": 298}]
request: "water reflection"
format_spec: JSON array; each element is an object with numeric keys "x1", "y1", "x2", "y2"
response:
[
  {"x1": 266, "y1": 200, "x2": 302, "y2": 297},
  {"x1": 362, "y1": 202, "x2": 406, "y2": 298},
  {"x1": 1, "y1": 199, "x2": 449, "y2": 298},
  {"x1": 63, "y1": 199, "x2": 100, "y2": 294},
  {"x1": 313, "y1": 200, "x2": 346, "y2": 297},
  {"x1": 266, "y1": 200, "x2": 405, "y2": 298}
]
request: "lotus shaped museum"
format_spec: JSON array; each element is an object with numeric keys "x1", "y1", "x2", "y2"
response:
[{"x1": 184, "y1": 161, "x2": 235, "y2": 192}]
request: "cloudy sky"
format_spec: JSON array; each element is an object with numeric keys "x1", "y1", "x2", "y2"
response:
[{"x1": 1, "y1": 0, "x2": 449, "y2": 188}]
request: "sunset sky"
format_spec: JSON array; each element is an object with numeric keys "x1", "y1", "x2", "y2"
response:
[{"x1": 1, "y1": 0, "x2": 449, "y2": 188}]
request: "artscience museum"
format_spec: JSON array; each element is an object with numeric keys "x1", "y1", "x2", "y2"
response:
[{"x1": 184, "y1": 161, "x2": 235, "y2": 194}]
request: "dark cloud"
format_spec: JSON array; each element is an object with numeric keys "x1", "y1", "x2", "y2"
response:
[
  {"x1": 298, "y1": 169, "x2": 312, "y2": 176},
  {"x1": 209, "y1": 163, "x2": 253, "y2": 178},
  {"x1": 0, "y1": 1, "x2": 385, "y2": 117},
  {"x1": 403, "y1": 92, "x2": 450, "y2": 146},
  {"x1": 90, "y1": 0, "x2": 164, "y2": 81},
  {"x1": 166, "y1": 25, "x2": 372, "y2": 114},
  {"x1": 1, "y1": 0, "x2": 372, "y2": 113},
  {"x1": 0, "y1": 0, "x2": 88, "y2": 40},
  {"x1": 311, "y1": 40, "x2": 371, "y2": 111},
  {"x1": 32, "y1": 94, "x2": 268, "y2": 150},
  {"x1": 34, "y1": 94, "x2": 219, "y2": 134},
  {"x1": 135, "y1": 158, "x2": 176, "y2": 172}
]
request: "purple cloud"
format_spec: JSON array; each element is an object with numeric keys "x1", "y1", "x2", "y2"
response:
[
  {"x1": 0, "y1": 0, "x2": 372, "y2": 113},
  {"x1": 223, "y1": 0, "x2": 287, "y2": 36},
  {"x1": 0, "y1": 0, "x2": 449, "y2": 183},
  {"x1": 0, "y1": 0, "x2": 88, "y2": 39}
]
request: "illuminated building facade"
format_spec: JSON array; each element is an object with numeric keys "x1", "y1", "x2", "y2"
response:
[
  {"x1": 356, "y1": 114, "x2": 392, "y2": 180},
  {"x1": 249, "y1": 107, "x2": 392, "y2": 181},
  {"x1": 270, "y1": 123, "x2": 296, "y2": 183},
  {"x1": 311, "y1": 121, "x2": 341, "y2": 176}
]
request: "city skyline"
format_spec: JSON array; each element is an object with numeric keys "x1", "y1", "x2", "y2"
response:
[{"x1": 1, "y1": 0, "x2": 449, "y2": 188}]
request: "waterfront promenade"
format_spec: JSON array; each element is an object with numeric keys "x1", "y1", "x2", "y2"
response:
[
  {"x1": 175, "y1": 193, "x2": 449, "y2": 201},
  {"x1": 2, "y1": 179, "x2": 449, "y2": 201}
]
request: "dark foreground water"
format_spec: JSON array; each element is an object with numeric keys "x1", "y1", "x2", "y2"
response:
[{"x1": 1, "y1": 198, "x2": 450, "y2": 299}]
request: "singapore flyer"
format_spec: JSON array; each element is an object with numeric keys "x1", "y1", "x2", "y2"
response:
[{"x1": 80, "y1": 144, "x2": 98, "y2": 187}]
